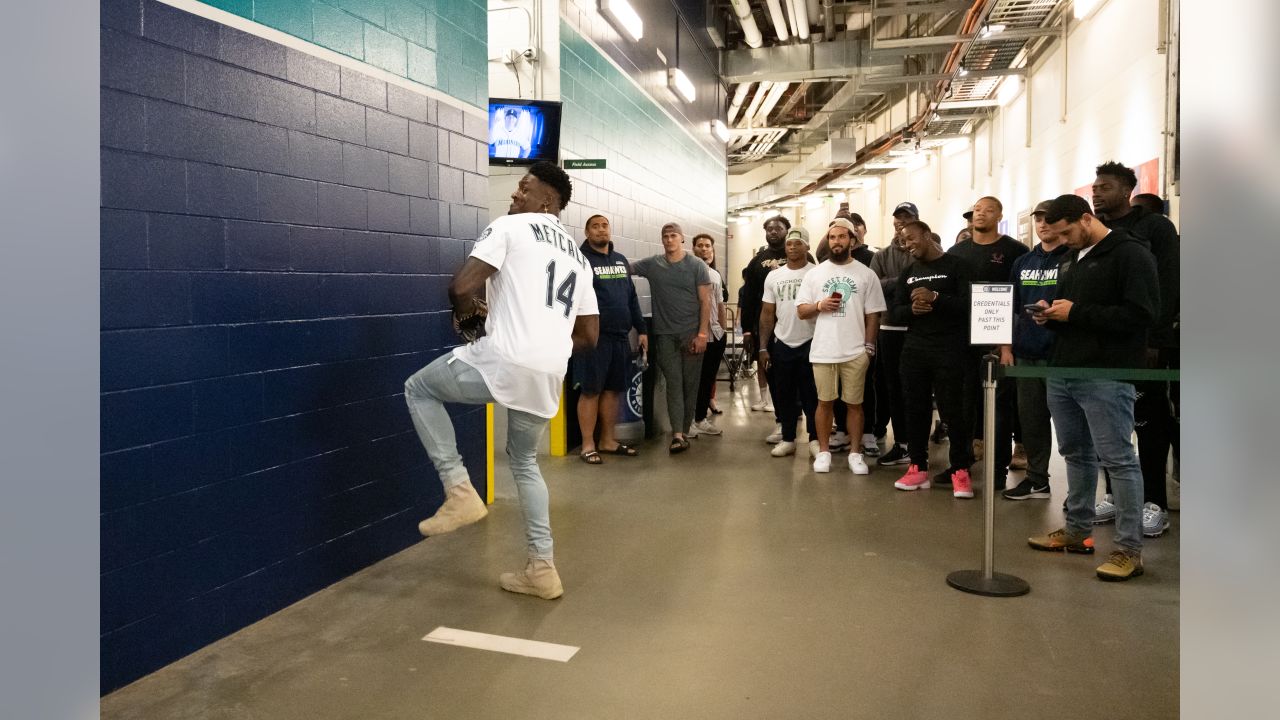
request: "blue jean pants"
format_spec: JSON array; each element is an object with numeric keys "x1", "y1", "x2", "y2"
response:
[
  {"x1": 404, "y1": 353, "x2": 554, "y2": 559},
  {"x1": 1046, "y1": 378, "x2": 1143, "y2": 553}
]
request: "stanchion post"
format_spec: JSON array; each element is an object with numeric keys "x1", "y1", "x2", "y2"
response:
[{"x1": 946, "y1": 355, "x2": 1031, "y2": 597}]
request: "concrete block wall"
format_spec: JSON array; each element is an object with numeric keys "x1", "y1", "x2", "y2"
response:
[
  {"x1": 557, "y1": 20, "x2": 727, "y2": 308},
  {"x1": 196, "y1": 0, "x2": 488, "y2": 108},
  {"x1": 100, "y1": 0, "x2": 487, "y2": 693}
]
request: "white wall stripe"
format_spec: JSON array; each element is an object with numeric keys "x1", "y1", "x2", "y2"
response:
[
  {"x1": 156, "y1": 0, "x2": 486, "y2": 117},
  {"x1": 422, "y1": 626, "x2": 580, "y2": 662}
]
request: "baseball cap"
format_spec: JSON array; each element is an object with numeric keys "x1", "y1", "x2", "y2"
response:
[
  {"x1": 962, "y1": 209, "x2": 974, "y2": 220},
  {"x1": 892, "y1": 201, "x2": 919, "y2": 218},
  {"x1": 1031, "y1": 199, "x2": 1054, "y2": 216},
  {"x1": 785, "y1": 227, "x2": 810, "y2": 244},
  {"x1": 827, "y1": 218, "x2": 857, "y2": 236},
  {"x1": 660, "y1": 222, "x2": 683, "y2": 236},
  {"x1": 849, "y1": 212, "x2": 866, "y2": 226}
]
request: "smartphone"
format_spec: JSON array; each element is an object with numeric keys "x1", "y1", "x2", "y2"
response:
[
  {"x1": 830, "y1": 291, "x2": 843, "y2": 300},
  {"x1": 1023, "y1": 303, "x2": 1045, "y2": 314}
]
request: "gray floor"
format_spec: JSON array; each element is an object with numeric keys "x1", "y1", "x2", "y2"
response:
[{"x1": 102, "y1": 384, "x2": 1179, "y2": 720}]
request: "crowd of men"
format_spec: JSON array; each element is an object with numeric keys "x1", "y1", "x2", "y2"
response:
[{"x1": 404, "y1": 159, "x2": 1178, "y2": 600}]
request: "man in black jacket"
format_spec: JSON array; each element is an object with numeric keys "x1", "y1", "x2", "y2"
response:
[
  {"x1": 1026, "y1": 194, "x2": 1159, "y2": 582},
  {"x1": 572, "y1": 215, "x2": 648, "y2": 464},
  {"x1": 740, "y1": 216, "x2": 791, "y2": 420},
  {"x1": 1091, "y1": 161, "x2": 1180, "y2": 537}
]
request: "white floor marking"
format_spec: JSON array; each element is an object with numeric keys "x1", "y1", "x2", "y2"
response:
[{"x1": 422, "y1": 627, "x2": 579, "y2": 662}]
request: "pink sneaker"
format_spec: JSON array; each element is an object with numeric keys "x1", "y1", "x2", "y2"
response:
[
  {"x1": 894, "y1": 464, "x2": 930, "y2": 491},
  {"x1": 952, "y1": 469, "x2": 974, "y2": 498}
]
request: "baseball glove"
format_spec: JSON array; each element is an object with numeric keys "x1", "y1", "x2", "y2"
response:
[{"x1": 452, "y1": 296, "x2": 488, "y2": 343}]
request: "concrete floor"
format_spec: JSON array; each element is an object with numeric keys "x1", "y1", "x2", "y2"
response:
[{"x1": 101, "y1": 384, "x2": 1179, "y2": 720}]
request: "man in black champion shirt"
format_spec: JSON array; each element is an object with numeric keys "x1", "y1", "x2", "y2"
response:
[
  {"x1": 889, "y1": 220, "x2": 975, "y2": 499},
  {"x1": 1091, "y1": 161, "x2": 1180, "y2": 537},
  {"x1": 947, "y1": 196, "x2": 1028, "y2": 490}
]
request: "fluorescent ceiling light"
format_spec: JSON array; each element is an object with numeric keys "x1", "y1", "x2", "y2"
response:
[
  {"x1": 980, "y1": 23, "x2": 1006, "y2": 38},
  {"x1": 1074, "y1": 0, "x2": 1102, "y2": 20},
  {"x1": 711, "y1": 119, "x2": 731, "y2": 143},
  {"x1": 668, "y1": 68, "x2": 696, "y2": 103},
  {"x1": 735, "y1": 215, "x2": 752, "y2": 224},
  {"x1": 804, "y1": 195, "x2": 824, "y2": 209},
  {"x1": 599, "y1": 0, "x2": 643, "y2": 42}
]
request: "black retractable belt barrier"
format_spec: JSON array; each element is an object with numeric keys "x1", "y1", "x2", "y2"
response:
[{"x1": 946, "y1": 360, "x2": 1182, "y2": 597}]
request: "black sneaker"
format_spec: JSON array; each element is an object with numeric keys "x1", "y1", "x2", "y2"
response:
[
  {"x1": 1002, "y1": 479, "x2": 1051, "y2": 501},
  {"x1": 877, "y1": 444, "x2": 911, "y2": 466},
  {"x1": 930, "y1": 420, "x2": 948, "y2": 444},
  {"x1": 933, "y1": 468, "x2": 955, "y2": 486}
]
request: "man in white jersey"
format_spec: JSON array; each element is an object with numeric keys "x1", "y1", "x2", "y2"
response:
[
  {"x1": 404, "y1": 162, "x2": 599, "y2": 600},
  {"x1": 758, "y1": 228, "x2": 818, "y2": 458},
  {"x1": 491, "y1": 108, "x2": 532, "y2": 159},
  {"x1": 795, "y1": 218, "x2": 887, "y2": 474}
]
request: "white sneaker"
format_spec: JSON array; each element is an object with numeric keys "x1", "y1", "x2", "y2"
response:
[
  {"x1": 771, "y1": 441, "x2": 796, "y2": 457},
  {"x1": 808, "y1": 440, "x2": 821, "y2": 456},
  {"x1": 848, "y1": 453, "x2": 869, "y2": 475},
  {"x1": 829, "y1": 431, "x2": 850, "y2": 451},
  {"x1": 1093, "y1": 494, "x2": 1116, "y2": 524},
  {"x1": 765, "y1": 424, "x2": 784, "y2": 444},
  {"x1": 751, "y1": 388, "x2": 771, "y2": 412},
  {"x1": 687, "y1": 423, "x2": 699, "y2": 439},
  {"x1": 813, "y1": 451, "x2": 832, "y2": 473},
  {"x1": 1142, "y1": 502, "x2": 1170, "y2": 537},
  {"x1": 861, "y1": 434, "x2": 880, "y2": 457},
  {"x1": 694, "y1": 419, "x2": 722, "y2": 436}
]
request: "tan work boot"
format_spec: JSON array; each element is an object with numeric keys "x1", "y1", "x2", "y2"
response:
[
  {"x1": 1028, "y1": 527, "x2": 1095, "y2": 554},
  {"x1": 1009, "y1": 442, "x2": 1028, "y2": 470},
  {"x1": 1096, "y1": 550, "x2": 1144, "y2": 581},
  {"x1": 418, "y1": 482, "x2": 487, "y2": 537},
  {"x1": 499, "y1": 558, "x2": 564, "y2": 600}
]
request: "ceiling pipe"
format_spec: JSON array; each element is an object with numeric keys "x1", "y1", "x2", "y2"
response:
[
  {"x1": 764, "y1": 0, "x2": 791, "y2": 42},
  {"x1": 752, "y1": 81, "x2": 790, "y2": 126},
  {"x1": 726, "y1": 82, "x2": 754, "y2": 126},
  {"x1": 822, "y1": 0, "x2": 836, "y2": 41},
  {"x1": 727, "y1": 0, "x2": 764, "y2": 49},
  {"x1": 741, "y1": 81, "x2": 773, "y2": 127},
  {"x1": 790, "y1": 0, "x2": 811, "y2": 41}
]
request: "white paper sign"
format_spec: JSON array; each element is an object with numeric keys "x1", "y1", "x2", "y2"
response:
[{"x1": 970, "y1": 283, "x2": 1014, "y2": 345}]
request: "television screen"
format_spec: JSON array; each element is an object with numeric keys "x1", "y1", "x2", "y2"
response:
[{"x1": 488, "y1": 99, "x2": 561, "y2": 166}]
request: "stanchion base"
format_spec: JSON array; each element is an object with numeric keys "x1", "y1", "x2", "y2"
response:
[{"x1": 946, "y1": 570, "x2": 1031, "y2": 597}]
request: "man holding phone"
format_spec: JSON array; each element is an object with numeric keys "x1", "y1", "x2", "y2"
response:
[
  {"x1": 999, "y1": 200, "x2": 1068, "y2": 500},
  {"x1": 795, "y1": 219, "x2": 886, "y2": 474}
]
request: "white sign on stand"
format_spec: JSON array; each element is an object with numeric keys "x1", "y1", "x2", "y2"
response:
[{"x1": 970, "y1": 283, "x2": 1014, "y2": 345}]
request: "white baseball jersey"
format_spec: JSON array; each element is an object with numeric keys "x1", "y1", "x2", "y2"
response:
[
  {"x1": 453, "y1": 213, "x2": 599, "y2": 418},
  {"x1": 491, "y1": 124, "x2": 532, "y2": 159}
]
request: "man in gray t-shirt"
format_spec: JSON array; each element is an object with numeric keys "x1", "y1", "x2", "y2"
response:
[{"x1": 632, "y1": 222, "x2": 711, "y2": 452}]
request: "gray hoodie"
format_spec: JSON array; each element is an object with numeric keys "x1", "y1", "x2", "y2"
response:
[{"x1": 870, "y1": 241, "x2": 914, "y2": 329}]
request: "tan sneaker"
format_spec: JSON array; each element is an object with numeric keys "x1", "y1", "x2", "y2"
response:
[
  {"x1": 1009, "y1": 442, "x2": 1028, "y2": 470},
  {"x1": 1027, "y1": 528, "x2": 1095, "y2": 554},
  {"x1": 418, "y1": 482, "x2": 487, "y2": 536},
  {"x1": 500, "y1": 558, "x2": 564, "y2": 599},
  {"x1": 1096, "y1": 550, "x2": 1144, "y2": 581}
]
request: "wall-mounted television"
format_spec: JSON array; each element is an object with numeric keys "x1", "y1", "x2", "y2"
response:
[{"x1": 487, "y1": 98, "x2": 562, "y2": 166}]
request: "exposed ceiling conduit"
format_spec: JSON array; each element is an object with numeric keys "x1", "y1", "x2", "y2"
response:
[
  {"x1": 822, "y1": 0, "x2": 836, "y2": 41},
  {"x1": 790, "y1": 0, "x2": 811, "y2": 41},
  {"x1": 741, "y1": 81, "x2": 773, "y2": 127},
  {"x1": 727, "y1": 0, "x2": 764, "y2": 49},
  {"x1": 726, "y1": 82, "x2": 754, "y2": 126},
  {"x1": 751, "y1": 81, "x2": 791, "y2": 126},
  {"x1": 764, "y1": 0, "x2": 791, "y2": 42}
]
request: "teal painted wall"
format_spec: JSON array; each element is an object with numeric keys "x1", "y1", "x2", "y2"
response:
[
  {"x1": 558, "y1": 20, "x2": 726, "y2": 260},
  {"x1": 200, "y1": 0, "x2": 487, "y2": 108}
]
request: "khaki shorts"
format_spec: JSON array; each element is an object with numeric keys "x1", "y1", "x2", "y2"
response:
[{"x1": 812, "y1": 354, "x2": 871, "y2": 403}]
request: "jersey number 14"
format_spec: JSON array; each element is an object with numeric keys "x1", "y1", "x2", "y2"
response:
[{"x1": 545, "y1": 260, "x2": 578, "y2": 318}]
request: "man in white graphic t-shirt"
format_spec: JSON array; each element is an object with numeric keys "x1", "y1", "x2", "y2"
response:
[
  {"x1": 404, "y1": 162, "x2": 599, "y2": 600},
  {"x1": 795, "y1": 218, "x2": 887, "y2": 475},
  {"x1": 757, "y1": 227, "x2": 818, "y2": 458}
]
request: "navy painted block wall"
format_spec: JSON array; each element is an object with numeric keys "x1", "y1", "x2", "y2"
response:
[{"x1": 99, "y1": 0, "x2": 487, "y2": 693}]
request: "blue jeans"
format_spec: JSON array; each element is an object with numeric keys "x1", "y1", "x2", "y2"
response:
[
  {"x1": 404, "y1": 353, "x2": 554, "y2": 559},
  {"x1": 1046, "y1": 378, "x2": 1143, "y2": 553}
]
